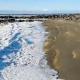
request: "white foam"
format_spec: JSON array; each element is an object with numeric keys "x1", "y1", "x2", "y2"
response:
[{"x1": 0, "y1": 21, "x2": 61, "y2": 80}]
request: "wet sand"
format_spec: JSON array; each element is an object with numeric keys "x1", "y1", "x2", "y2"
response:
[{"x1": 43, "y1": 19, "x2": 80, "y2": 80}]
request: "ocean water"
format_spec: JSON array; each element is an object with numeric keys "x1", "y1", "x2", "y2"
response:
[{"x1": 0, "y1": 21, "x2": 60, "y2": 80}]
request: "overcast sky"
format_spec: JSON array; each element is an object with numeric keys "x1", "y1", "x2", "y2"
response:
[{"x1": 0, "y1": 0, "x2": 80, "y2": 13}]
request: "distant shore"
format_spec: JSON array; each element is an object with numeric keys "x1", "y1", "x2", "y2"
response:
[{"x1": 0, "y1": 13, "x2": 80, "y2": 23}]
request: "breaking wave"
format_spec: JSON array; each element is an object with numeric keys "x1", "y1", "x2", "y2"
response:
[{"x1": 0, "y1": 21, "x2": 60, "y2": 80}]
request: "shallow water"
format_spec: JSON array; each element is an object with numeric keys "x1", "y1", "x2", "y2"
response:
[{"x1": 44, "y1": 20, "x2": 80, "y2": 80}]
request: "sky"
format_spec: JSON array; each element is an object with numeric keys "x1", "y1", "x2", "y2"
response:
[{"x1": 0, "y1": 0, "x2": 80, "y2": 13}]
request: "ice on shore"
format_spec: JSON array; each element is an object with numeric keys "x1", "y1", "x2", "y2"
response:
[{"x1": 0, "y1": 21, "x2": 60, "y2": 80}]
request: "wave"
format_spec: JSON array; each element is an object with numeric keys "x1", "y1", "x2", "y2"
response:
[{"x1": 0, "y1": 21, "x2": 60, "y2": 80}]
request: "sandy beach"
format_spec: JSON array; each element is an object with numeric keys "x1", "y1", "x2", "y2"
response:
[{"x1": 43, "y1": 19, "x2": 80, "y2": 80}]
